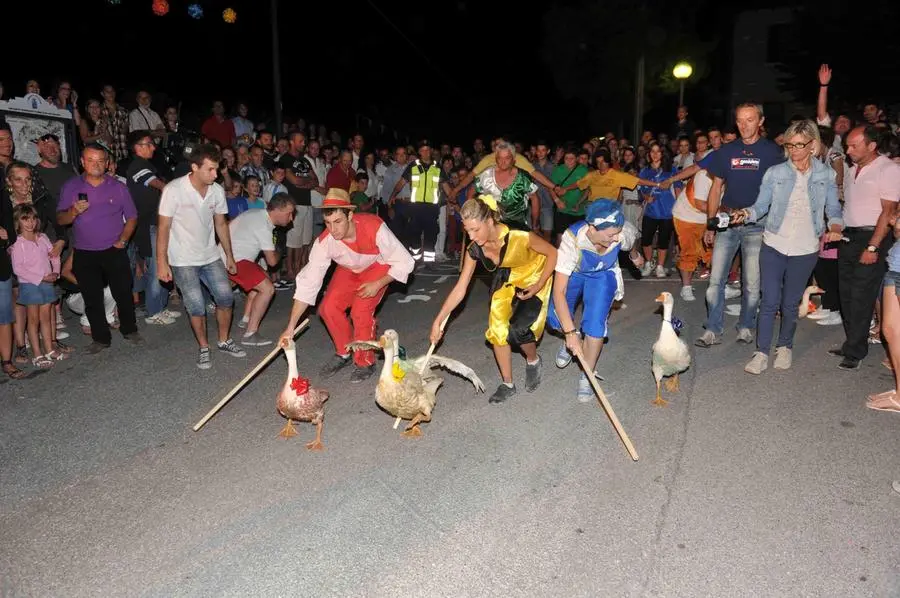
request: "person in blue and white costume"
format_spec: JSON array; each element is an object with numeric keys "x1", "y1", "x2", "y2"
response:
[{"x1": 548, "y1": 199, "x2": 644, "y2": 401}]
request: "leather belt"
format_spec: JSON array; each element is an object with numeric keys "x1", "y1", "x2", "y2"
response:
[
  {"x1": 623, "y1": 200, "x2": 642, "y2": 205},
  {"x1": 844, "y1": 226, "x2": 875, "y2": 232}
]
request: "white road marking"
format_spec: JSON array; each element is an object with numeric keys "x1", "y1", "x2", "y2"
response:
[{"x1": 397, "y1": 295, "x2": 432, "y2": 304}]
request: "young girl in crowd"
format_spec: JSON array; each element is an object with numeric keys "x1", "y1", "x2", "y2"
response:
[
  {"x1": 243, "y1": 175, "x2": 266, "y2": 210},
  {"x1": 637, "y1": 141, "x2": 679, "y2": 278},
  {"x1": 430, "y1": 195, "x2": 557, "y2": 403},
  {"x1": 9, "y1": 205, "x2": 67, "y2": 368}
]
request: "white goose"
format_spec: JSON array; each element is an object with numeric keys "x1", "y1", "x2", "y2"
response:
[
  {"x1": 348, "y1": 329, "x2": 484, "y2": 436},
  {"x1": 651, "y1": 292, "x2": 691, "y2": 406}
]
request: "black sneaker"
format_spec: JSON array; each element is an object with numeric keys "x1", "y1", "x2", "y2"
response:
[
  {"x1": 838, "y1": 357, "x2": 860, "y2": 371},
  {"x1": 489, "y1": 383, "x2": 517, "y2": 404},
  {"x1": 123, "y1": 332, "x2": 145, "y2": 346},
  {"x1": 350, "y1": 365, "x2": 375, "y2": 383},
  {"x1": 524, "y1": 355, "x2": 543, "y2": 392},
  {"x1": 828, "y1": 348, "x2": 845, "y2": 358},
  {"x1": 319, "y1": 354, "x2": 352, "y2": 378},
  {"x1": 86, "y1": 341, "x2": 110, "y2": 355}
]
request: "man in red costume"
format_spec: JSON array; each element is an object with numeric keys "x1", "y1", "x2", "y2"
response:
[{"x1": 280, "y1": 188, "x2": 414, "y2": 383}]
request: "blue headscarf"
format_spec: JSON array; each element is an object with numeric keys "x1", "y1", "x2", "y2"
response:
[{"x1": 584, "y1": 199, "x2": 625, "y2": 230}]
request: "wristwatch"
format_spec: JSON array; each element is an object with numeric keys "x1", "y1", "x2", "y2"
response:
[{"x1": 866, "y1": 245, "x2": 878, "y2": 253}]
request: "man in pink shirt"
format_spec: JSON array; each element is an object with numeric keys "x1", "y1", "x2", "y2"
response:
[
  {"x1": 280, "y1": 188, "x2": 414, "y2": 383},
  {"x1": 833, "y1": 126, "x2": 900, "y2": 370}
]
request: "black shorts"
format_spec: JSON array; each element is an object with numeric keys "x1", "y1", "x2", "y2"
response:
[{"x1": 641, "y1": 216, "x2": 674, "y2": 248}]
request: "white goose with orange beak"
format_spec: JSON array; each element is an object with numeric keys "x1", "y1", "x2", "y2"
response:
[{"x1": 651, "y1": 292, "x2": 692, "y2": 406}]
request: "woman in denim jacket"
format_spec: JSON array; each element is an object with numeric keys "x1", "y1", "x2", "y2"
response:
[{"x1": 732, "y1": 120, "x2": 843, "y2": 374}]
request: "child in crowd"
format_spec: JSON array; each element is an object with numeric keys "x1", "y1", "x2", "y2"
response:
[
  {"x1": 9, "y1": 205, "x2": 67, "y2": 368},
  {"x1": 264, "y1": 165, "x2": 288, "y2": 202},
  {"x1": 243, "y1": 175, "x2": 266, "y2": 210},
  {"x1": 350, "y1": 172, "x2": 375, "y2": 213},
  {"x1": 226, "y1": 179, "x2": 249, "y2": 219}
]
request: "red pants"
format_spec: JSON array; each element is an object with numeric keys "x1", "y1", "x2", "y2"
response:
[{"x1": 319, "y1": 263, "x2": 390, "y2": 367}]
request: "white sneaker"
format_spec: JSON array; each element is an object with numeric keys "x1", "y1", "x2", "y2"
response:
[
  {"x1": 145, "y1": 313, "x2": 176, "y2": 325},
  {"x1": 806, "y1": 308, "x2": 833, "y2": 320},
  {"x1": 816, "y1": 312, "x2": 843, "y2": 326},
  {"x1": 640, "y1": 262, "x2": 655, "y2": 277},
  {"x1": 237, "y1": 316, "x2": 249, "y2": 329},
  {"x1": 56, "y1": 330, "x2": 70, "y2": 340},
  {"x1": 744, "y1": 351, "x2": 768, "y2": 374},
  {"x1": 680, "y1": 286, "x2": 695, "y2": 301},
  {"x1": 724, "y1": 286, "x2": 742, "y2": 300},
  {"x1": 773, "y1": 347, "x2": 792, "y2": 370},
  {"x1": 655, "y1": 265, "x2": 667, "y2": 278},
  {"x1": 160, "y1": 308, "x2": 182, "y2": 319}
]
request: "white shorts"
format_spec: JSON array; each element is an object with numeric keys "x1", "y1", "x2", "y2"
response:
[{"x1": 286, "y1": 205, "x2": 314, "y2": 248}]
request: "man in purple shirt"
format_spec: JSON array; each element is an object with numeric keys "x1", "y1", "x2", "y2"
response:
[{"x1": 58, "y1": 144, "x2": 143, "y2": 352}]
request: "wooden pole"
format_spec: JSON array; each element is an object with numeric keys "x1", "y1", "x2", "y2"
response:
[
  {"x1": 575, "y1": 353, "x2": 639, "y2": 461},
  {"x1": 193, "y1": 319, "x2": 310, "y2": 432}
]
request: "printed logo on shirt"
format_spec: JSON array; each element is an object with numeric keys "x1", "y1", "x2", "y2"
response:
[{"x1": 730, "y1": 157, "x2": 760, "y2": 170}]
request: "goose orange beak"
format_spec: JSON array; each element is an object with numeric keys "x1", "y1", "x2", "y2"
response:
[
  {"x1": 378, "y1": 336, "x2": 386, "y2": 348},
  {"x1": 655, "y1": 293, "x2": 666, "y2": 303}
]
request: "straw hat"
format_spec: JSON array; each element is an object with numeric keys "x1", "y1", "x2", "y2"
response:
[{"x1": 316, "y1": 188, "x2": 355, "y2": 209}]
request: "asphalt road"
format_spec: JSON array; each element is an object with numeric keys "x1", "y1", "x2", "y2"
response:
[{"x1": 2, "y1": 264, "x2": 899, "y2": 597}]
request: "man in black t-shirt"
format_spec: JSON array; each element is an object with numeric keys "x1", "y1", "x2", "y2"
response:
[
  {"x1": 125, "y1": 130, "x2": 178, "y2": 325},
  {"x1": 278, "y1": 131, "x2": 319, "y2": 279}
]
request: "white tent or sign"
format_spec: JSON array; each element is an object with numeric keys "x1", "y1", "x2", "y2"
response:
[{"x1": 0, "y1": 95, "x2": 78, "y2": 166}]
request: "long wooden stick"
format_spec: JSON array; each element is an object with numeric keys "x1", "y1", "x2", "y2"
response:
[
  {"x1": 193, "y1": 319, "x2": 310, "y2": 432},
  {"x1": 575, "y1": 353, "x2": 639, "y2": 461}
]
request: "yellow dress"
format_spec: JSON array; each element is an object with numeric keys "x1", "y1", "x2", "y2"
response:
[{"x1": 467, "y1": 224, "x2": 552, "y2": 347}]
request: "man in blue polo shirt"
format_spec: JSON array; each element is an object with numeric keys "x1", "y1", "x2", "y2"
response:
[{"x1": 695, "y1": 102, "x2": 783, "y2": 348}]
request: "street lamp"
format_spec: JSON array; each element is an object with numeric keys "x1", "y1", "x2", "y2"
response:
[{"x1": 672, "y1": 61, "x2": 693, "y2": 106}]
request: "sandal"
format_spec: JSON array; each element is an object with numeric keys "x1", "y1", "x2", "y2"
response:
[
  {"x1": 14, "y1": 345, "x2": 28, "y2": 364},
  {"x1": 867, "y1": 389, "x2": 896, "y2": 403},
  {"x1": 2, "y1": 360, "x2": 27, "y2": 380},
  {"x1": 866, "y1": 391, "x2": 900, "y2": 412},
  {"x1": 53, "y1": 340, "x2": 74, "y2": 354},
  {"x1": 31, "y1": 354, "x2": 53, "y2": 369},
  {"x1": 46, "y1": 350, "x2": 70, "y2": 361}
]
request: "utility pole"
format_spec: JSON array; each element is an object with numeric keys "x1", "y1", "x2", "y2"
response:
[
  {"x1": 270, "y1": 0, "x2": 283, "y2": 135},
  {"x1": 633, "y1": 55, "x2": 645, "y2": 142}
]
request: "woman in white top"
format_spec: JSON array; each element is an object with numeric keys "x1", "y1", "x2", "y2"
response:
[{"x1": 732, "y1": 120, "x2": 843, "y2": 374}]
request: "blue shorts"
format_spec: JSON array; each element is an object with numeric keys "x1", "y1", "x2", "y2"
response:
[
  {"x1": 0, "y1": 278, "x2": 13, "y2": 324},
  {"x1": 16, "y1": 281, "x2": 57, "y2": 306},
  {"x1": 171, "y1": 260, "x2": 234, "y2": 317},
  {"x1": 884, "y1": 270, "x2": 900, "y2": 295},
  {"x1": 547, "y1": 270, "x2": 617, "y2": 339}
]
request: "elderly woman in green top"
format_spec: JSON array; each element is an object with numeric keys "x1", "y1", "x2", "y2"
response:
[{"x1": 467, "y1": 141, "x2": 539, "y2": 231}]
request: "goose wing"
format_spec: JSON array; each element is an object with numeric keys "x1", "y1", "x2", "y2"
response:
[{"x1": 412, "y1": 354, "x2": 485, "y2": 392}]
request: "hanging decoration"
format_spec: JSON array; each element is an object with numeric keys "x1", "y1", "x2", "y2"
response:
[
  {"x1": 187, "y1": 3, "x2": 203, "y2": 19},
  {"x1": 107, "y1": 0, "x2": 121, "y2": 5},
  {"x1": 152, "y1": 0, "x2": 170, "y2": 16},
  {"x1": 222, "y1": 8, "x2": 237, "y2": 23}
]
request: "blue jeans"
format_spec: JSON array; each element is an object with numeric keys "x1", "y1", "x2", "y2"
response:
[
  {"x1": 171, "y1": 260, "x2": 234, "y2": 317},
  {"x1": 757, "y1": 243, "x2": 818, "y2": 354},
  {"x1": 704, "y1": 224, "x2": 763, "y2": 334},
  {"x1": 0, "y1": 278, "x2": 14, "y2": 325},
  {"x1": 143, "y1": 226, "x2": 169, "y2": 317}
]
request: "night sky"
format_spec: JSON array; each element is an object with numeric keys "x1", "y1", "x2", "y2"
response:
[{"x1": 2, "y1": 0, "x2": 862, "y2": 146}]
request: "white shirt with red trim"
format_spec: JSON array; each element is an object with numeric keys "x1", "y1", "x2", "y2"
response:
[{"x1": 293, "y1": 213, "x2": 414, "y2": 305}]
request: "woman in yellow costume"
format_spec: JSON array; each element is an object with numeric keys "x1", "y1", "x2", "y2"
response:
[{"x1": 430, "y1": 195, "x2": 557, "y2": 403}]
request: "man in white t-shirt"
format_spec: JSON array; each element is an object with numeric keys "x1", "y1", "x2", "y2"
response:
[
  {"x1": 157, "y1": 144, "x2": 247, "y2": 369},
  {"x1": 221, "y1": 193, "x2": 296, "y2": 346},
  {"x1": 671, "y1": 167, "x2": 713, "y2": 301}
]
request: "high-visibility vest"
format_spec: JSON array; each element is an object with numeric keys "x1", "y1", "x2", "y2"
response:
[{"x1": 409, "y1": 160, "x2": 442, "y2": 204}]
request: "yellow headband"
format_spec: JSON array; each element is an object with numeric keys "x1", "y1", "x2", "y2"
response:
[{"x1": 478, "y1": 194, "x2": 499, "y2": 212}]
